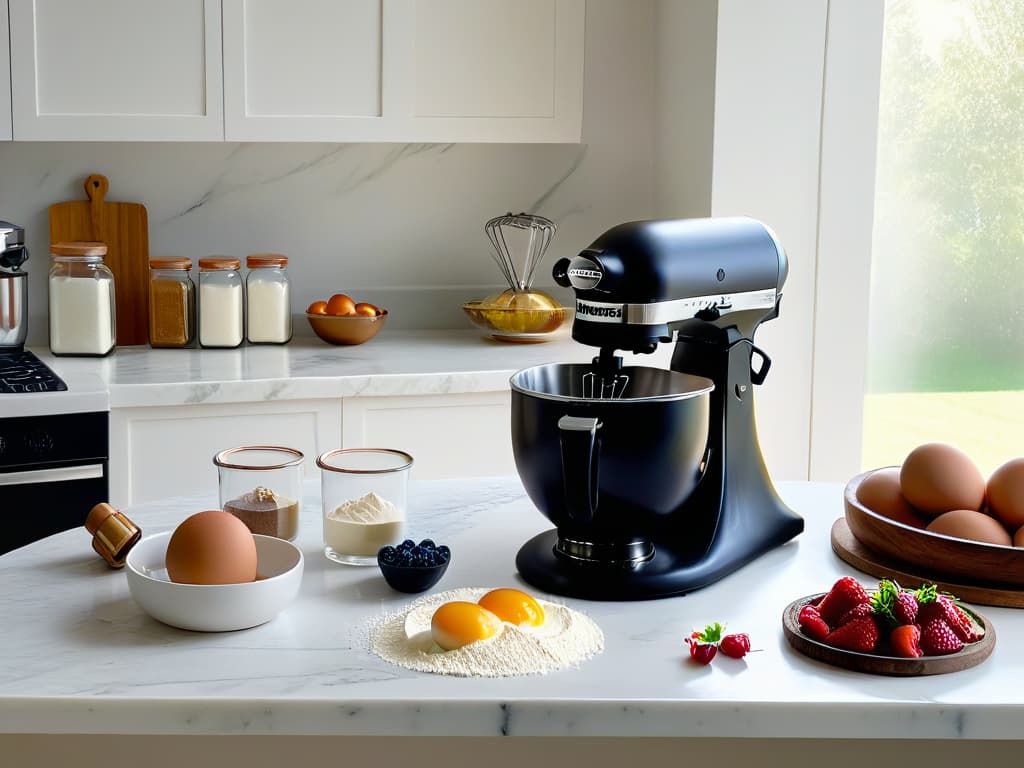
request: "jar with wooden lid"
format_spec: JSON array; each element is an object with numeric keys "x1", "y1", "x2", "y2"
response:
[
  {"x1": 48, "y1": 241, "x2": 116, "y2": 356},
  {"x1": 149, "y1": 257, "x2": 195, "y2": 348},
  {"x1": 245, "y1": 253, "x2": 291, "y2": 344},
  {"x1": 198, "y1": 257, "x2": 243, "y2": 348}
]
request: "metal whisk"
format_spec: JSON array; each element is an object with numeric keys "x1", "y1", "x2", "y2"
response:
[
  {"x1": 581, "y1": 351, "x2": 630, "y2": 399},
  {"x1": 484, "y1": 212, "x2": 557, "y2": 292},
  {"x1": 581, "y1": 370, "x2": 630, "y2": 399}
]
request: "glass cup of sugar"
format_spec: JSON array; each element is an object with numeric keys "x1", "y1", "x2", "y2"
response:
[{"x1": 317, "y1": 448, "x2": 413, "y2": 565}]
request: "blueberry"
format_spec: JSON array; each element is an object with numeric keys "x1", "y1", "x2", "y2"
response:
[
  {"x1": 418, "y1": 539, "x2": 436, "y2": 550},
  {"x1": 398, "y1": 553, "x2": 415, "y2": 566},
  {"x1": 400, "y1": 539, "x2": 416, "y2": 550},
  {"x1": 436, "y1": 545, "x2": 451, "y2": 562},
  {"x1": 378, "y1": 546, "x2": 397, "y2": 564}
]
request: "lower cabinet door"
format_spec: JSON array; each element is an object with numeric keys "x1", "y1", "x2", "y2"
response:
[{"x1": 110, "y1": 399, "x2": 342, "y2": 507}]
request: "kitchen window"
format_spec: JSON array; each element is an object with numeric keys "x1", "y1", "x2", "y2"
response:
[{"x1": 860, "y1": 0, "x2": 1024, "y2": 476}]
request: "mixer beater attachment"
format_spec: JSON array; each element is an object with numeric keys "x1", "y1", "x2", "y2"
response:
[{"x1": 582, "y1": 350, "x2": 630, "y2": 399}]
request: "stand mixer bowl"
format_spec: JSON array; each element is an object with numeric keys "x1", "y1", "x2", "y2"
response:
[{"x1": 510, "y1": 363, "x2": 714, "y2": 563}]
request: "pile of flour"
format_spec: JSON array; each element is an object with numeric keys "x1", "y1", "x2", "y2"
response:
[{"x1": 369, "y1": 587, "x2": 604, "y2": 677}]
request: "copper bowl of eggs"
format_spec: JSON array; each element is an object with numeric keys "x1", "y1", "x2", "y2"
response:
[
  {"x1": 125, "y1": 528, "x2": 304, "y2": 632},
  {"x1": 844, "y1": 447, "x2": 1024, "y2": 588},
  {"x1": 306, "y1": 310, "x2": 388, "y2": 346}
]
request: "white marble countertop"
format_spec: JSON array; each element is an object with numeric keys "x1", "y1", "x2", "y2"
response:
[
  {"x1": 1, "y1": 477, "x2": 1022, "y2": 739},
  {"x1": 32, "y1": 329, "x2": 609, "y2": 408}
]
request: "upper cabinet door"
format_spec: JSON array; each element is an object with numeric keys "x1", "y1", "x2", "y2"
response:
[
  {"x1": 224, "y1": 0, "x2": 585, "y2": 143},
  {"x1": 0, "y1": 2, "x2": 12, "y2": 141},
  {"x1": 10, "y1": 0, "x2": 224, "y2": 141}
]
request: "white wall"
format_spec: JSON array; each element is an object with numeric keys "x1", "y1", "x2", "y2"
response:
[
  {"x1": 711, "y1": 0, "x2": 829, "y2": 482},
  {"x1": 0, "y1": 0, "x2": 658, "y2": 344},
  {"x1": 654, "y1": 0, "x2": 717, "y2": 219}
]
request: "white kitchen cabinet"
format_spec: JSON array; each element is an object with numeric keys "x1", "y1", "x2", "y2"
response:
[
  {"x1": 110, "y1": 399, "x2": 341, "y2": 507},
  {"x1": 223, "y1": 0, "x2": 585, "y2": 142},
  {"x1": 342, "y1": 392, "x2": 515, "y2": 480},
  {"x1": 9, "y1": 0, "x2": 224, "y2": 141},
  {"x1": 0, "y1": 2, "x2": 11, "y2": 140}
]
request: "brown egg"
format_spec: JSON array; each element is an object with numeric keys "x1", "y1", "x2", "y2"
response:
[
  {"x1": 899, "y1": 443, "x2": 986, "y2": 517},
  {"x1": 1014, "y1": 525, "x2": 1024, "y2": 548},
  {"x1": 165, "y1": 510, "x2": 258, "y2": 585},
  {"x1": 307, "y1": 300, "x2": 328, "y2": 315},
  {"x1": 354, "y1": 302, "x2": 379, "y2": 317},
  {"x1": 926, "y1": 509, "x2": 1012, "y2": 546},
  {"x1": 986, "y1": 458, "x2": 1024, "y2": 530},
  {"x1": 855, "y1": 467, "x2": 927, "y2": 528}
]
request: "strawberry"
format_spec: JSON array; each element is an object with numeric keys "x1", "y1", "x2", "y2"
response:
[
  {"x1": 871, "y1": 579, "x2": 919, "y2": 626},
  {"x1": 950, "y1": 602, "x2": 983, "y2": 643},
  {"x1": 823, "y1": 616, "x2": 879, "y2": 653},
  {"x1": 919, "y1": 618, "x2": 964, "y2": 656},
  {"x1": 889, "y1": 624, "x2": 923, "y2": 658},
  {"x1": 687, "y1": 641, "x2": 717, "y2": 665},
  {"x1": 918, "y1": 593, "x2": 980, "y2": 643},
  {"x1": 685, "y1": 622, "x2": 724, "y2": 665},
  {"x1": 893, "y1": 591, "x2": 919, "y2": 625},
  {"x1": 817, "y1": 577, "x2": 870, "y2": 627},
  {"x1": 798, "y1": 604, "x2": 830, "y2": 641},
  {"x1": 837, "y1": 602, "x2": 875, "y2": 626},
  {"x1": 719, "y1": 633, "x2": 751, "y2": 659}
]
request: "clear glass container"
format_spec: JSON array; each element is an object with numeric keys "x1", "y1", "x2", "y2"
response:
[
  {"x1": 48, "y1": 241, "x2": 116, "y2": 357},
  {"x1": 317, "y1": 448, "x2": 413, "y2": 565},
  {"x1": 149, "y1": 257, "x2": 195, "y2": 348},
  {"x1": 245, "y1": 253, "x2": 292, "y2": 344},
  {"x1": 213, "y1": 446, "x2": 304, "y2": 541},
  {"x1": 198, "y1": 257, "x2": 243, "y2": 348}
]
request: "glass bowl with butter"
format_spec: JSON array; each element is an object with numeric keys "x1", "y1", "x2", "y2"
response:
[{"x1": 317, "y1": 448, "x2": 414, "y2": 565}]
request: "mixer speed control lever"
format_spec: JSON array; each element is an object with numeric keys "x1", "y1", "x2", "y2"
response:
[{"x1": 749, "y1": 345, "x2": 771, "y2": 386}]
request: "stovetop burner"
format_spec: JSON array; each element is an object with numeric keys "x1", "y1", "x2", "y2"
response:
[{"x1": 0, "y1": 350, "x2": 68, "y2": 393}]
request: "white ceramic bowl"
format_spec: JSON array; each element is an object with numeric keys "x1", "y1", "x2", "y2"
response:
[{"x1": 126, "y1": 531, "x2": 303, "y2": 632}]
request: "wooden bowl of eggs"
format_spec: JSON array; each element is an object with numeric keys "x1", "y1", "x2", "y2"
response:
[
  {"x1": 844, "y1": 447, "x2": 1024, "y2": 588},
  {"x1": 126, "y1": 511, "x2": 304, "y2": 632}
]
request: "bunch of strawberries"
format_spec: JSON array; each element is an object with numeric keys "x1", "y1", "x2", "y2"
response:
[{"x1": 798, "y1": 577, "x2": 982, "y2": 657}]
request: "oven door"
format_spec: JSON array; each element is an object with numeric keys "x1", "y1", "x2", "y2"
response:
[{"x1": 0, "y1": 460, "x2": 109, "y2": 554}]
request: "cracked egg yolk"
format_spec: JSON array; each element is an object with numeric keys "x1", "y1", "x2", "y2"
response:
[
  {"x1": 431, "y1": 601, "x2": 503, "y2": 651},
  {"x1": 478, "y1": 588, "x2": 545, "y2": 628}
]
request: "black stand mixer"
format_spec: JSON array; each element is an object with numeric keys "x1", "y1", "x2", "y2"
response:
[{"x1": 511, "y1": 217, "x2": 803, "y2": 599}]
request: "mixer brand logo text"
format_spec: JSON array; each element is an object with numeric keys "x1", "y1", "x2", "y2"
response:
[
  {"x1": 568, "y1": 268, "x2": 602, "y2": 281},
  {"x1": 576, "y1": 300, "x2": 623, "y2": 322}
]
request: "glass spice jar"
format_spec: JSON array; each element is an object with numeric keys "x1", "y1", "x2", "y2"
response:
[
  {"x1": 48, "y1": 241, "x2": 116, "y2": 357},
  {"x1": 245, "y1": 253, "x2": 292, "y2": 344},
  {"x1": 198, "y1": 257, "x2": 243, "y2": 348},
  {"x1": 214, "y1": 446, "x2": 304, "y2": 540},
  {"x1": 148, "y1": 257, "x2": 195, "y2": 348}
]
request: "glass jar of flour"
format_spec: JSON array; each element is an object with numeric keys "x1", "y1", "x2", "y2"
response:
[
  {"x1": 198, "y1": 257, "x2": 243, "y2": 348},
  {"x1": 48, "y1": 242, "x2": 116, "y2": 357},
  {"x1": 245, "y1": 253, "x2": 291, "y2": 344}
]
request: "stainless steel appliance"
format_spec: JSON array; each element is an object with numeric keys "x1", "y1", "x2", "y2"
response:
[
  {"x1": 512, "y1": 217, "x2": 804, "y2": 599},
  {"x1": 0, "y1": 220, "x2": 67, "y2": 392}
]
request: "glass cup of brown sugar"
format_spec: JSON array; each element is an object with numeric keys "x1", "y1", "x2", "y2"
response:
[{"x1": 214, "y1": 446, "x2": 304, "y2": 541}]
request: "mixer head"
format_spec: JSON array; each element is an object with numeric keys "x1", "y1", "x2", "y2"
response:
[{"x1": 553, "y1": 217, "x2": 788, "y2": 354}]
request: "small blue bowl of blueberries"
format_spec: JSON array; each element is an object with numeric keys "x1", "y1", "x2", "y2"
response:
[{"x1": 377, "y1": 538, "x2": 451, "y2": 593}]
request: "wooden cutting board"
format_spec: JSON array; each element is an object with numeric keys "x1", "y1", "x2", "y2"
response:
[{"x1": 49, "y1": 174, "x2": 149, "y2": 346}]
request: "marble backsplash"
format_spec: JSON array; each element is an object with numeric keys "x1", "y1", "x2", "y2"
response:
[{"x1": 0, "y1": 2, "x2": 660, "y2": 344}]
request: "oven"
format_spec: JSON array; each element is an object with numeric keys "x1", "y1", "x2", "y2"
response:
[{"x1": 0, "y1": 411, "x2": 109, "y2": 555}]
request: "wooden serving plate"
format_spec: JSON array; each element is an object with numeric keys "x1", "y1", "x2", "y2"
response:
[
  {"x1": 783, "y1": 594, "x2": 995, "y2": 676},
  {"x1": 831, "y1": 518, "x2": 1024, "y2": 607},
  {"x1": 845, "y1": 469, "x2": 1024, "y2": 588}
]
